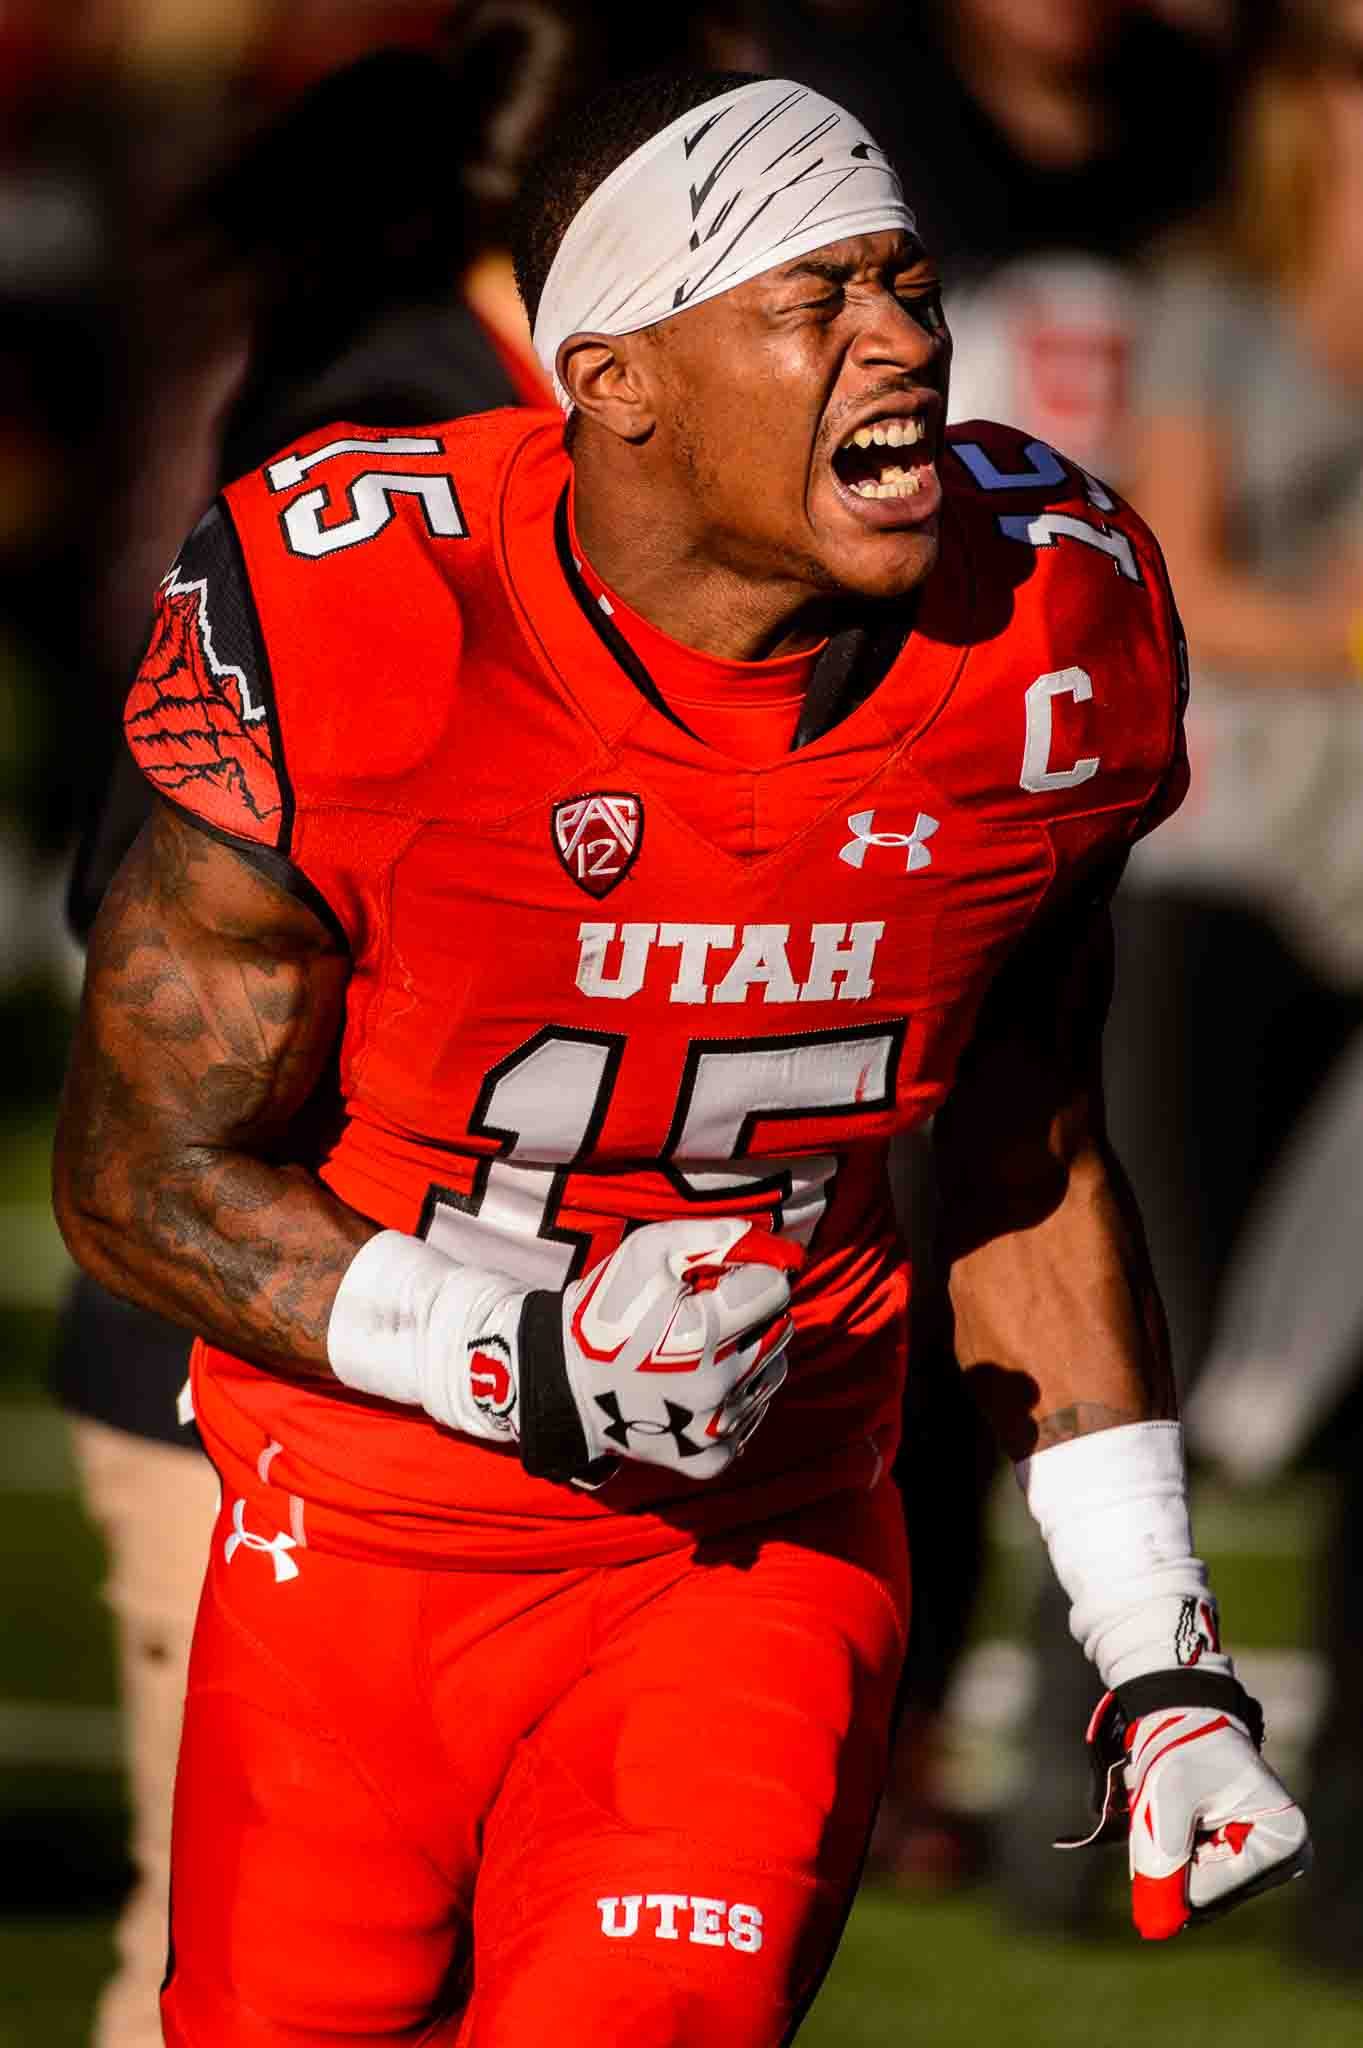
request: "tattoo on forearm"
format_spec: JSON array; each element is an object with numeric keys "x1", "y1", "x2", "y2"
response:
[
  {"x1": 1030, "y1": 1402, "x2": 1144, "y2": 1453},
  {"x1": 54, "y1": 806, "x2": 370, "y2": 1375}
]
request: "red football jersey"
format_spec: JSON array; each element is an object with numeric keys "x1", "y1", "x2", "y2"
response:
[{"x1": 124, "y1": 412, "x2": 1186, "y2": 1568}]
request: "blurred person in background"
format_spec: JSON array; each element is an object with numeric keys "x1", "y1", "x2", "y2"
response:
[
  {"x1": 752, "y1": 0, "x2": 1234, "y2": 476},
  {"x1": 54, "y1": 12, "x2": 629, "y2": 2040},
  {"x1": 0, "y1": 1, "x2": 118, "y2": 977},
  {"x1": 1111, "y1": 0, "x2": 1363, "y2": 1969},
  {"x1": 991, "y1": 0, "x2": 1363, "y2": 1942},
  {"x1": 1118, "y1": 0, "x2": 1363, "y2": 1445},
  {"x1": 746, "y1": 0, "x2": 1236, "y2": 1892}
]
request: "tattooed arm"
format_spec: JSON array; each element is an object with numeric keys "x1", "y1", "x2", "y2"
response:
[
  {"x1": 933, "y1": 872, "x2": 1176, "y2": 1460},
  {"x1": 53, "y1": 800, "x2": 376, "y2": 1377}
]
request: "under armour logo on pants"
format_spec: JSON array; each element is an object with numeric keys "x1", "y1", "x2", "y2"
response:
[{"x1": 224, "y1": 1498, "x2": 300, "y2": 1583}]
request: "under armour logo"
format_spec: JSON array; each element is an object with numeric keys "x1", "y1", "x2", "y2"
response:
[
  {"x1": 224, "y1": 1498, "x2": 300, "y2": 1583},
  {"x1": 838, "y1": 809, "x2": 940, "y2": 872},
  {"x1": 594, "y1": 1392, "x2": 707, "y2": 1459}
]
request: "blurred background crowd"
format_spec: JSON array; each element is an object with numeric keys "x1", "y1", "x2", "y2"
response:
[{"x1": 5, "y1": 2, "x2": 1363, "y2": 2043}]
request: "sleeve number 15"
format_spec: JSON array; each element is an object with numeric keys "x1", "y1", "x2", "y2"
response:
[{"x1": 266, "y1": 435, "x2": 466, "y2": 559}]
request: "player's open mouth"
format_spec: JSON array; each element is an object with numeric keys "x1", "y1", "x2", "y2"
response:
[
  {"x1": 827, "y1": 407, "x2": 941, "y2": 526},
  {"x1": 832, "y1": 413, "x2": 931, "y2": 499}
]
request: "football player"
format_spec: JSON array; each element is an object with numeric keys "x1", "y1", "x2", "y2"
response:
[{"x1": 54, "y1": 68, "x2": 1309, "y2": 2048}]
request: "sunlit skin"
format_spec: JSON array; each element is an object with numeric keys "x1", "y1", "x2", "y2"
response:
[{"x1": 561, "y1": 229, "x2": 952, "y2": 660}]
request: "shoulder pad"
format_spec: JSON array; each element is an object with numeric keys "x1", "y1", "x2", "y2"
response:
[
  {"x1": 945, "y1": 418, "x2": 1134, "y2": 533},
  {"x1": 124, "y1": 503, "x2": 286, "y2": 850},
  {"x1": 922, "y1": 420, "x2": 1187, "y2": 848},
  {"x1": 942, "y1": 418, "x2": 1179, "y2": 663},
  {"x1": 212, "y1": 412, "x2": 554, "y2": 796}
]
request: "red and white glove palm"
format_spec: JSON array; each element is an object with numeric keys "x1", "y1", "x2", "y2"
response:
[{"x1": 1124, "y1": 1706, "x2": 1310, "y2": 1940}]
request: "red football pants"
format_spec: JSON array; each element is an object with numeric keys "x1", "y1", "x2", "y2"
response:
[{"x1": 161, "y1": 1479, "x2": 907, "y2": 2047}]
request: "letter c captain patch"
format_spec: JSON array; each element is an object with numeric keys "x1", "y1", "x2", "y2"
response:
[{"x1": 552, "y1": 792, "x2": 643, "y2": 898}]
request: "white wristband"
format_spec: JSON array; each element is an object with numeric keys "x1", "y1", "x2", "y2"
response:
[
  {"x1": 1016, "y1": 1420, "x2": 1233, "y2": 1690},
  {"x1": 326, "y1": 1230, "x2": 525, "y2": 1439}
]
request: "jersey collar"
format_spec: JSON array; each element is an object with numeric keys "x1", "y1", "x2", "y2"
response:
[{"x1": 497, "y1": 417, "x2": 975, "y2": 770}]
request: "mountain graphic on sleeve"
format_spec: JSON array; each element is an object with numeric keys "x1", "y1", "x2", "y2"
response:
[{"x1": 125, "y1": 563, "x2": 283, "y2": 846}]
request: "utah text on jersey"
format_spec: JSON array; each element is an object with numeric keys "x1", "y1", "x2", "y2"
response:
[{"x1": 122, "y1": 412, "x2": 1187, "y2": 1570}]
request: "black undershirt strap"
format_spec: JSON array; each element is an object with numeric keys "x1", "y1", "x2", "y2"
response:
[
  {"x1": 552, "y1": 487, "x2": 914, "y2": 751},
  {"x1": 792, "y1": 604, "x2": 916, "y2": 747},
  {"x1": 553, "y1": 491, "x2": 699, "y2": 740}
]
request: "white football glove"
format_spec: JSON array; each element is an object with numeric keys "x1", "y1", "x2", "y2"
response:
[
  {"x1": 1124, "y1": 1704, "x2": 1310, "y2": 1939},
  {"x1": 504, "y1": 1217, "x2": 803, "y2": 1484},
  {"x1": 1060, "y1": 1682, "x2": 1310, "y2": 1941},
  {"x1": 327, "y1": 1218, "x2": 800, "y2": 1483}
]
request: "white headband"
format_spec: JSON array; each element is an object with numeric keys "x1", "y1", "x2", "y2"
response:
[{"x1": 532, "y1": 78, "x2": 917, "y2": 410}]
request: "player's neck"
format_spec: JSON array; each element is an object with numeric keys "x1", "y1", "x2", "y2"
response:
[{"x1": 570, "y1": 465, "x2": 839, "y2": 663}]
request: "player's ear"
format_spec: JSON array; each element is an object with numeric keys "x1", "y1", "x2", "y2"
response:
[{"x1": 558, "y1": 333, "x2": 657, "y2": 443}]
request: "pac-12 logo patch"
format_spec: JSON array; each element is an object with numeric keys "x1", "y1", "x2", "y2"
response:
[{"x1": 552, "y1": 793, "x2": 642, "y2": 898}]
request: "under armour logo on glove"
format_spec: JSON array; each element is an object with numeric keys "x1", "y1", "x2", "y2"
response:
[
  {"x1": 224, "y1": 1499, "x2": 300, "y2": 1584},
  {"x1": 517, "y1": 1216, "x2": 803, "y2": 1485},
  {"x1": 593, "y1": 1390, "x2": 708, "y2": 1459}
]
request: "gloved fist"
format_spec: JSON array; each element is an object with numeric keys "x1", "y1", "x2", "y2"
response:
[
  {"x1": 515, "y1": 1217, "x2": 803, "y2": 1484},
  {"x1": 1058, "y1": 1682, "x2": 1311, "y2": 1942},
  {"x1": 1123, "y1": 1704, "x2": 1310, "y2": 1940}
]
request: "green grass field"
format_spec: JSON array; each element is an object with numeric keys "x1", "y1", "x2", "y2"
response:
[
  {"x1": 806, "y1": 1884, "x2": 1362, "y2": 2048},
  {"x1": 1, "y1": 1099, "x2": 1355, "y2": 2046},
  {"x1": 3, "y1": 1875, "x2": 1357, "y2": 2047}
]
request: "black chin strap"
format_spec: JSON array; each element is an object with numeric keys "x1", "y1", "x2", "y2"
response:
[{"x1": 554, "y1": 488, "x2": 915, "y2": 751}]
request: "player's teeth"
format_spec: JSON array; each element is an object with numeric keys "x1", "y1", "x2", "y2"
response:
[
  {"x1": 848, "y1": 470, "x2": 925, "y2": 500},
  {"x1": 841, "y1": 416, "x2": 927, "y2": 453}
]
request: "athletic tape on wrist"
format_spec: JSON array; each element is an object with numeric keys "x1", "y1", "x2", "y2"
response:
[
  {"x1": 326, "y1": 1229, "x2": 520, "y2": 1433},
  {"x1": 1016, "y1": 1420, "x2": 1234, "y2": 1690}
]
